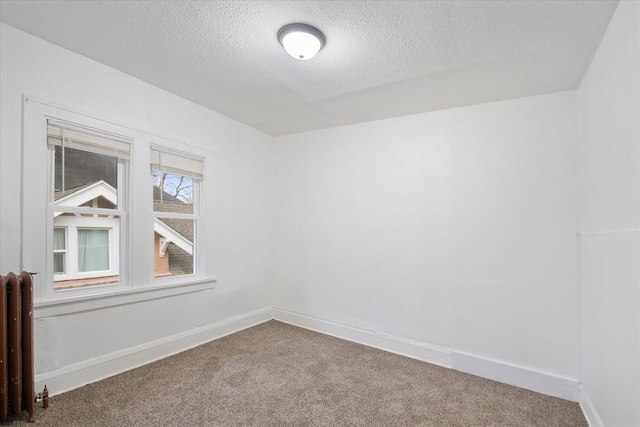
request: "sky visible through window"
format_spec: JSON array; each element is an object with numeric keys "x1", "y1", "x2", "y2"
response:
[{"x1": 152, "y1": 171, "x2": 193, "y2": 205}]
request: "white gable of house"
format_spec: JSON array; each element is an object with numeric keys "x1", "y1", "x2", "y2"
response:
[
  {"x1": 54, "y1": 180, "x2": 117, "y2": 216},
  {"x1": 154, "y1": 218, "x2": 193, "y2": 255}
]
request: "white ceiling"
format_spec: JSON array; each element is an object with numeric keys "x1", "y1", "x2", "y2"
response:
[{"x1": 0, "y1": 1, "x2": 619, "y2": 136}]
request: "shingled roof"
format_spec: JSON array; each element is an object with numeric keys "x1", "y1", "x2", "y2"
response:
[
  {"x1": 54, "y1": 146, "x2": 117, "y2": 190},
  {"x1": 154, "y1": 201, "x2": 194, "y2": 243}
]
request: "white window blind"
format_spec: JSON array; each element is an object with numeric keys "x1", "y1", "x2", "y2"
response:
[
  {"x1": 150, "y1": 147, "x2": 204, "y2": 180},
  {"x1": 47, "y1": 119, "x2": 131, "y2": 160}
]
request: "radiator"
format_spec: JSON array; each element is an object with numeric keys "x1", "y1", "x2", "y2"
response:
[{"x1": 0, "y1": 272, "x2": 48, "y2": 423}]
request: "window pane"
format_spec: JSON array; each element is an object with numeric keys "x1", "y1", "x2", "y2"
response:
[
  {"x1": 55, "y1": 146, "x2": 118, "y2": 209},
  {"x1": 53, "y1": 253, "x2": 65, "y2": 274},
  {"x1": 152, "y1": 171, "x2": 194, "y2": 214},
  {"x1": 47, "y1": 119, "x2": 127, "y2": 293},
  {"x1": 54, "y1": 227, "x2": 66, "y2": 250},
  {"x1": 154, "y1": 218, "x2": 194, "y2": 277},
  {"x1": 78, "y1": 229, "x2": 110, "y2": 272}
]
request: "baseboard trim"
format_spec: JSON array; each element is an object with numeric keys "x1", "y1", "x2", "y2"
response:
[
  {"x1": 452, "y1": 351, "x2": 579, "y2": 402},
  {"x1": 37, "y1": 306, "x2": 581, "y2": 404},
  {"x1": 35, "y1": 306, "x2": 274, "y2": 396},
  {"x1": 273, "y1": 307, "x2": 453, "y2": 368},
  {"x1": 579, "y1": 385, "x2": 604, "y2": 427},
  {"x1": 273, "y1": 307, "x2": 579, "y2": 402}
]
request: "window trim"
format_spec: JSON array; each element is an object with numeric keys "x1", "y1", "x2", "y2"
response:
[
  {"x1": 22, "y1": 96, "x2": 215, "y2": 314},
  {"x1": 46, "y1": 120, "x2": 129, "y2": 299},
  {"x1": 151, "y1": 145, "x2": 204, "y2": 282},
  {"x1": 33, "y1": 277, "x2": 216, "y2": 318}
]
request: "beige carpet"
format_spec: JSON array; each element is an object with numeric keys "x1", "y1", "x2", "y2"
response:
[{"x1": 3, "y1": 320, "x2": 586, "y2": 426}]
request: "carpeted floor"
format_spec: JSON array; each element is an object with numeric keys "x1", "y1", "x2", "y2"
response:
[{"x1": 3, "y1": 320, "x2": 587, "y2": 426}]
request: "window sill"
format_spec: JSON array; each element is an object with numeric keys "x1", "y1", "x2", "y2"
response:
[{"x1": 34, "y1": 276, "x2": 216, "y2": 318}]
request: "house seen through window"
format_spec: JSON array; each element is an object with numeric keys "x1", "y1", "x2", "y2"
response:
[
  {"x1": 151, "y1": 148, "x2": 203, "y2": 278},
  {"x1": 49, "y1": 120, "x2": 128, "y2": 289}
]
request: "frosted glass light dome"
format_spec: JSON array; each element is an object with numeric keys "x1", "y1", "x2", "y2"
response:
[{"x1": 278, "y1": 24, "x2": 325, "y2": 60}]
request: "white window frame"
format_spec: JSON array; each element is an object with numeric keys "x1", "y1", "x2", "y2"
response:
[
  {"x1": 22, "y1": 97, "x2": 215, "y2": 318},
  {"x1": 41, "y1": 113, "x2": 130, "y2": 301},
  {"x1": 52, "y1": 217, "x2": 120, "y2": 282},
  {"x1": 151, "y1": 146, "x2": 204, "y2": 282},
  {"x1": 53, "y1": 227, "x2": 67, "y2": 275},
  {"x1": 48, "y1": 118, "x2": 128, "y2": 293}
]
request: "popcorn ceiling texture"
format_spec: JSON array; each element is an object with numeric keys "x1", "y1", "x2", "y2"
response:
[{"x1": 0, "y1": 0, "x2": 618, "y2": 136}]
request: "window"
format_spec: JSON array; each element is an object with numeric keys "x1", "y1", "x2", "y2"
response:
[
  {"x1": 78, "y1": 229, "x2": 110, "y2": 272},
  {"x1": 23, "y1": 97, "x2": 213, "y2": 311},
  {"x1": 151, "y1": 147, "x2": 203, "y2": 279},
  {"x1": 48, "y1": 119, "x2": 129, "y2": 289},
  {"x1": 53, "y1": 227, "x2": 66, "y2": 275}
]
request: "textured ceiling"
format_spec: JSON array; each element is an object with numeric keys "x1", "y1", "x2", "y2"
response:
[{"x1": 0, "y1": 1, "x2": 619, "y2": 136}]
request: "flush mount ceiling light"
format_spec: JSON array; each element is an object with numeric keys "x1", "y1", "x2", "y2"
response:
[{"x1": 277, "y1": 23, "x2": 325, "y2": 60}]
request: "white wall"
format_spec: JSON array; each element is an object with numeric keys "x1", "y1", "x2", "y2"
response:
[
  {"x1": 273, "y1": 91, "x2": 581, "y2": 399},
  {"x1": 578, "y1": 1, "x2": 640, "y2": 426},
  {"x1": 2, "y1": 4, "x2": 637, "y2": 420},
  {"x1": 0, "y1": 23, "x2": 274, "y2": 392}
]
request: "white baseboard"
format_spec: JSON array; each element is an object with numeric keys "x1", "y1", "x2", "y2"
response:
[
  {"x1": 273, "y1": 307, "x2": 579, "y2": 402},
  {"x1": 579, "y1": 385, "x2": 604, "y2": 427},
  {"x1": 452, "y1": 351, "x2": 578, "y2": 402},
  {"x1": 35, "y1": 306, "x2": 274, "y2": 396},
  {"x1": 36, "y1": 306, "x2": 581, "y2": 406},
  {"x1": 273, "y1": 307, "x2": 453, "y2": 368}
]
